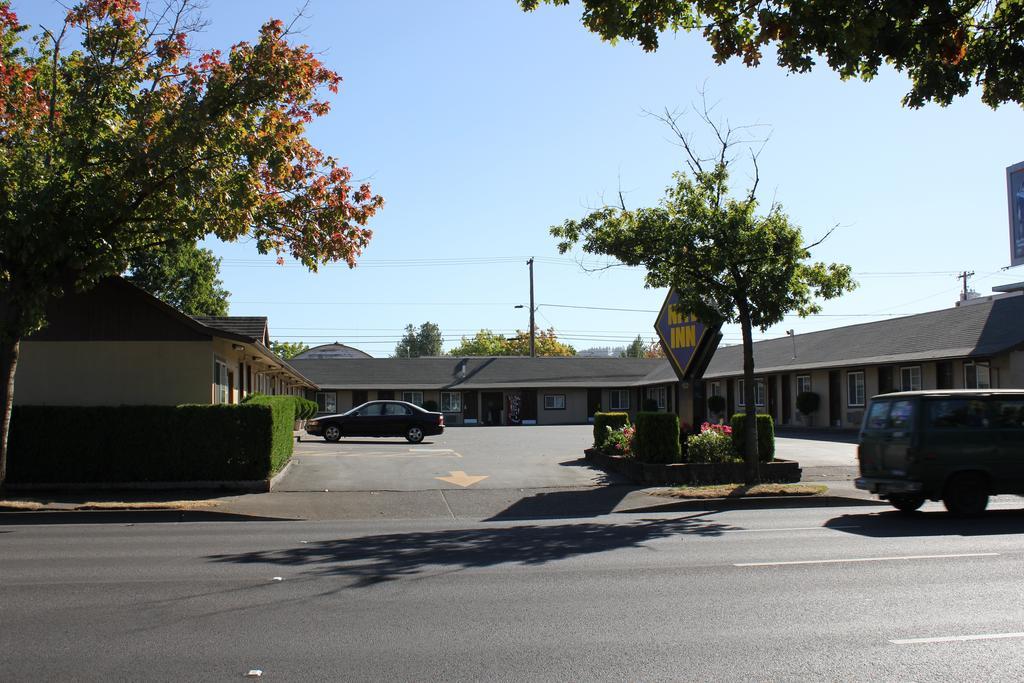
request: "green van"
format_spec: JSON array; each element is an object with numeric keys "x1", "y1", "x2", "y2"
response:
[{"x1": 855, "y1": 390, "x2": 1024, "y2": 514}]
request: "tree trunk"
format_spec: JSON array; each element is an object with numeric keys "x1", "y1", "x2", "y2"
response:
[
  {"x1": 0, "y1": 336, "x2": 19, "y2": 487},
  {"x1": 738, "y1": 306, "x2": 759, "y2": 485}
]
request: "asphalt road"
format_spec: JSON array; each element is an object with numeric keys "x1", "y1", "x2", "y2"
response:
[{"x1": 4, "y1": 500, "x2": 1024, "y2": 681}]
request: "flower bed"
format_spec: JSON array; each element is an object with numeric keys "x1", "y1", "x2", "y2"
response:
[{"x1": 584, "y1": 448, "x2": 801, "y2": 486}]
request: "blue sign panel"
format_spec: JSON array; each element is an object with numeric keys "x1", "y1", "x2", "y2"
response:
[{"x1": 653, "y1": 289, "x2": 719, "y2": 381}]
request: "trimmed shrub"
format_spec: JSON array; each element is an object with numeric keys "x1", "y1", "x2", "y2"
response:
[
  {"x1": 423, "y1": 399, "x2": 439, "y2": 412},
  {"x1": 242, "y1": 395, "x2": 297, "y2": 472},
  {"x1": 633, "y1": 412, "x2": 681, "y2": 463},
  {"x1": 642, "y1": 398, "x2": 659, "y2": 412},
  {"x1": 730, "y1": 413, "x2": 776, "y2": 462},
  {"x1": 707, "y1": 394, "x2": 726, "y2": 414},
  {"x1": 593, "y1": 411, "x2": 630, "y2": 448},
  {"x1": 7, "y1": 404, "x2": 278, "y2": 483},
  {"x1": 796, "y1": 391, "x2": 820, "y2": 416},
  {"x1": 297, "y1": 397, "x2": 318, "y2": 420}
]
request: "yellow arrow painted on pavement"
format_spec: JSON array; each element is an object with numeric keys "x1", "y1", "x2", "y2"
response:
[{"x1": 435, "y1": 471, "x2": 488, "y2": 487}]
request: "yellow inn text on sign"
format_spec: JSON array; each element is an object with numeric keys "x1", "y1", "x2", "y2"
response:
[{"x1": 668, "y1": 309, "x2": 700, "y2": 350}]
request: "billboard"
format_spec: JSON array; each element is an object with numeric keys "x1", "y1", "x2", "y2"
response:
[
  {"x1": 1009, "y1": 161, "x2": 1024, "y2": 268},
  {"x1": 653, "y1": 289, "x2": 722, "y2": 381}
]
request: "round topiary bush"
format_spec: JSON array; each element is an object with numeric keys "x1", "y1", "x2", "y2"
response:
[
  {"x1": 707, "y1": 394, "x2": 726, "y2": 414},
  {"x1": 796, "y1": 391, "x2": 820, "y2": 416},
  {"x1": 423, "y1": 399, "x2": 439, "y2": 412}
]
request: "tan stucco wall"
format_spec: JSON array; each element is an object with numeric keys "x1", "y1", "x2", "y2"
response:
[
  {"x1": 15, "y1": 341, "x2": 212, "y2": 406},
  {"x1": 537, "y1": 388, "x2": 588, "y2": 425}
]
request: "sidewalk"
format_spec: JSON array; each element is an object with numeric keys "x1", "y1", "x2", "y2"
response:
[{"x1": 0, "y1": 478, "x2": 884, "y2": 522}]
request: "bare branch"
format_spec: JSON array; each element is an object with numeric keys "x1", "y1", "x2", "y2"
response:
[{"x1": 802, "y1": 223, "x2": 840, "y2": 252}]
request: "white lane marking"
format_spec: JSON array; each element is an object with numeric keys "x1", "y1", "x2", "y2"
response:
[
  {"x1": 735, "y1": 552, "x2": 998, "y2": 567},
  {"x1": 721, "y1": 525, "x2": 861, "y2": 534},
  {"x1": 891, "y1": 632, "x2": 1024, "y2": 645}
]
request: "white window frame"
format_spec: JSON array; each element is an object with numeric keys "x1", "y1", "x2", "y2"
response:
[
  {"x1": 736, "y1": 379, "x2": 745, "y2": 406},
  {"x1": 214, "y1": 358, "x2": 229, "y2": 404},
  {"x1": 440, "y1": 391, "x2": 462, "y2": 413},
  {"x1": 737, "y1": 379, "x2": 765, "y2": 406},
  {"x1": 644, "y1": 386, "x2": 667, "y2": 411},
  {"x1": 609, "y1": 389, "x2": 630, "y2": 410},
  {"x1": 708, "y1": 381, "x2": 721, "y2": 397},
  {"x1": 543, "y1": 394, "x2": 566, "y2": 410},
  {"x1": 402, "y1": 391, "x2": 424, "y2": 406},
  {"x1": 847, "y1": 371, "x2": 865, "y2": 407},
  {"x1": 796, "y1": 375, "x2": 812, "y2": 395},
  {"x1": 899, "y1": 365, "x2": 922, "y2": 392},
  {"x1": 964, "y1": 360, "x2": 991, "y2": 389},
  {"x1": 315, "y1": 391, "x2": 337, "y2": 414}
]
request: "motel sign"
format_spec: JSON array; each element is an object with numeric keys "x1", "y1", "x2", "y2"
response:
[{"x1": 653, "y1": 289, "x2": 721, "y2": 381}]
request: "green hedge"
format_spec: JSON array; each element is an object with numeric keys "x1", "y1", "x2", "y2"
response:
[
  {"x1": 7, "y1": 404, "x2": 278, "y2": 483},
  {"x1": 634, "y1": 412, "x2": 681, "y2": 463},
  {"x1": 730, "y1": 413, "x2": 775, "y2": 462},
  {"x1": 240, "y1": 395, "x2": 297, "y2": 472},
  {"x1": 593, "y1": 411, "x2": 630, "y2": 448}
]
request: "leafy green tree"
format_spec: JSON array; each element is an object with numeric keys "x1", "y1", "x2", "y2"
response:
[
  {"x1": 448, "y1": 330, "x2": 510, "y2": 357},
  {"x1": 125, "y1": 240, "x2": 230, "y2": 316},
  {"x1": 0, "y1": 1, "x2": 384, "y2": 484},
  {"x1": 550, "y1": 109, "x2": 855, "y2": 482},
  {"x1": 621, "y1": 335, "x2": 645, "y2": 358},
  {"x1": 394, "y1": 322, "x2": 443, "y2": 357},
  {"x1": 269, "y1": 340, "x2": 310, "y2": 360},
  {"x1": 448, "y1": 327, "x2": 576, "y2": 356},
  {"x1": 518, "y1": 0, "x2": 1024, "y2": 108}
]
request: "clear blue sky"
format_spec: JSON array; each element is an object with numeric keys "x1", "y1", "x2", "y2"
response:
[{"x1": 17, "y1": 1, "x2": 1024, "y2": 355}]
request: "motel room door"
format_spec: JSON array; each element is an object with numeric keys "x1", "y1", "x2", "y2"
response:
[
  {"x1": 828, "y1": 371, "x2": 841, "y2": 427},
  {"x1": 481, "y1": 392, "x2": 503, "y2": 425}
]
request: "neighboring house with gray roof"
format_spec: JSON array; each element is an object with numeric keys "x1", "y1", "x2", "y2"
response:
[
  {"x1": 700, "y1": 291, "x2": 1024, "y2": 430},
  {"x1": 292, "y1": 356, "x2": 678, "y2": 425},
  {"x1": 293, "y1": 342, "x2": 372, "y2": 360}
]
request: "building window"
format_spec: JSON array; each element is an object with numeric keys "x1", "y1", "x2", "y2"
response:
[
  {"x1": 708, "y1": 381, "x2": 721, "y2": 397},
  {"x1": 544, "y1": 394, "x2": 566, "y2": 410},
  {"x1": 213, "y1": 359, "x2": 229, "y2": 404},
  {"x1": 316, "y1": 391, "x2": 337, "y2": 414},
  {"x1": 402, "y1": 391, "x2": 423, "y2": 406},
  {"x1": 609, "y1": 389, "x2": 630, "y2": 410},
  {"x1": 737, "y1": 379, "x2": 765, "y2": 406},
  {"x1": 899, "y1": 366, "x2": 922, "y2": 392},
  {"x1": 964, "y1": 360, "x2": 991, "y2": 389},
  {"x1": 847, "y1": 371, "x2": 865, "y2": 407},
  {"x1": 644, "y1": 386, "x2": 667, "y2": 411},
  {"x1": 796, "y1": 375, "x2": 811, "y2": 395},
  {"x1": 440, "y1": 391, "x2": 462, "y2": 413}
]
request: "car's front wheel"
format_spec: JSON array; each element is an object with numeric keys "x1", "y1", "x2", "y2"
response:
[
  {"x1": 323, "y1": 424, "x2": 342, "y2": 442},
  {"x1": 889, "y1": 494, "x2": 925, "y2": 513},
  {"x1": 405, "y1": 425, "x2": 424, "y2": 444}
]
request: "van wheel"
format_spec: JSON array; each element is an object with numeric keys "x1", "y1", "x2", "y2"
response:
[
  {"x1": 943, "y1": 473, "x2": 989, "y2": 516},
  {"x1": 889, "y1": 495, "x2": 925, "y2": 513}
]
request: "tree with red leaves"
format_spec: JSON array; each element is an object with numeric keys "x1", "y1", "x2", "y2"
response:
[{"x1": 0, "y1": 0, "x2": 384, "y2": 483}]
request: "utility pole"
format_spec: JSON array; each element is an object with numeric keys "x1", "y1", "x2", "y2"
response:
[
  {"x1": 528, "y1": 257, "x2": 535, "y2": 357},
  {"x1": 958, "y1": 270, "x2": 975, "y2": 300}
]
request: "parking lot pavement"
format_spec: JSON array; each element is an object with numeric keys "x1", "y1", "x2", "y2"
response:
[{"x1": 276, "y1": 424, "x2": 619, "y2": 492}]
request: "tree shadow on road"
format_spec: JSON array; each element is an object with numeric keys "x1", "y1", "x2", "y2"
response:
[
  {"x1": 825, "y1": 506, "x2": 1024, "y2": 537},
  {"x1": 208, "y1": 514, "x2": 737, "y2": 587}
]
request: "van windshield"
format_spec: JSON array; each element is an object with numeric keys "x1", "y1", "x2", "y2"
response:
[{"x1": 865, "y1": 400, "x2": 890, "y2": 429}]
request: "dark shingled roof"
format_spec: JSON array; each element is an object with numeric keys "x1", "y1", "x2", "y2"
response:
[
  {"x1": 193, "y1": 316, "x2": 268, "y2": 344},
  {"x1": 704, "y1": 294, "x2": 1024, "y2": 379},
  {"x1": 290, "y1": 356, "x2": 673, "y2": 390}
]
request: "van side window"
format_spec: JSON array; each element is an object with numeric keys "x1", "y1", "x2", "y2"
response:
[
  {"x1": 927, "y1": 399, "x2": 989, "y2": 429},
  {"x1": 866, "y1": 401, "x2": 890, "y2": 429},
  {"x1": 889, "y1": 400, "x2": 915, "y2": 430},
  {"x1": 992, "y1": 400, "x2": 1024, "y2": 428}
]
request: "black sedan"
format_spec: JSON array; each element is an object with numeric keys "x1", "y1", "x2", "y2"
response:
[{"x1": 305, "y1": 400, "x2": 445, "y2": 444}]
